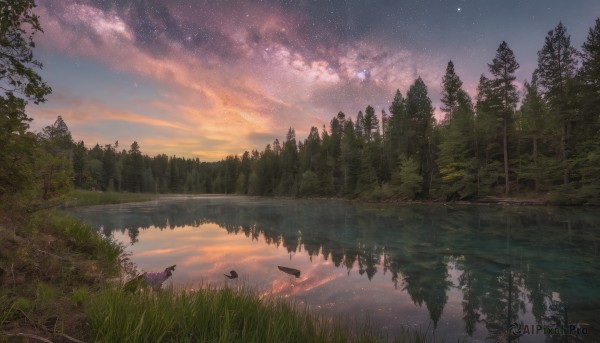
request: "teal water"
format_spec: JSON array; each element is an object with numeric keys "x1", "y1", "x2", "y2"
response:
[{"x1": 71, "y1": 196, "x2": 600, "y2": 342}]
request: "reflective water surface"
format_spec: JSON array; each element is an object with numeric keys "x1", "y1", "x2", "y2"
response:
[{"x1": 71, "y1": 196, "x2": 600, "y2": 342}]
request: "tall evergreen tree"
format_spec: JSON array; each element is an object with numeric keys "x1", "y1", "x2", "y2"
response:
[
  {"x1": 362, "y1": 105, "x2": 380, "y2": 142},
  {"x1": 438, "y1": 90, "x2": 477, "y2": 199},
  {"x1": 488, "y1": 41, "x2": 519, "y2": 195},
  {"x1": 40, "y1": 116, "x2": 74, "y2": 153},
  {"x1": 389, "y1": 89, "x2": 407, "y2": 162},
  {"x1": 579, "y1": 18, "x2": 600, "y2": 140},
  {"x1": 518, "y1": 76, "x2": 552, "y2": 191},
  {"x1": 475, "y1": 74, "x2": 503, "y2": 194},
  {"x1": 535, "y1": 22, "x2": 578, "y2": 185},
  {"x1": 405, "y1": 77, "x2": 435, "y2": 194},
  {"x1": 440, "y1": 60, "x2": 464, "y2": 123},
  {"x1": 340, "y1": 118, "x2": 360, "y2": 195},
  {"x1": 278, "y1": 128, "x2": 298, "y2": 195}
]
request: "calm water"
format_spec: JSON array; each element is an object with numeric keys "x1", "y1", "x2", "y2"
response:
[{"x1": 71, "y1": 196, "x2": 600, "y2": 342}]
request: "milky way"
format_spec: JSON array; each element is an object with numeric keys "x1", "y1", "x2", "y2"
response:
[{"x1": 30, "y1": 0, "x2": 600, "y2": 160}]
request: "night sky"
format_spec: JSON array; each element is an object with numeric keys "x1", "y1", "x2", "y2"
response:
[{"x1": 30, "y1": 0, "x2": 600, "y2": 160}]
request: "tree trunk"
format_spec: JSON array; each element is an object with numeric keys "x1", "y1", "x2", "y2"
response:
[
  {"x1": 533, "y1": 136, "x2": 538, "y2": 192},
  {"x1": 562, "y1": 122, "x2": 568, "y2": 185},
  {"x1": 503, "y1": 116, "x2": 510, "y2": 195}
]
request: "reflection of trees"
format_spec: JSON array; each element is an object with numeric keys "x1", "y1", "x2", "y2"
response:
[
  {"x1": 399, "y1": 252, "x2": 451, "y2": 328},
  {"x1": 72, "y1": 198, "x2": 600, "y2": 339}
]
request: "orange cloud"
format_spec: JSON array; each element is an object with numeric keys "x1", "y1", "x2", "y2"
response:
[{"x1": 33, "y1": 1, "x2": 446, "y2": 160}]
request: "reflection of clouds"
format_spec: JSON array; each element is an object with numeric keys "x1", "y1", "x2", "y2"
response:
[
  {"x1": 136, "y1": 247, "x2": 183, "y2": 257},
  {"x1": 267, "y1": 266, "x2": 345, "y2": 298},
  {"x1": 75, "y1": 197, "x2": 600, "y2": 341}
]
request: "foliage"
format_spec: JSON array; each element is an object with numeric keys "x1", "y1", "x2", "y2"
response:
[
  {"x1": 299, "y1": 170, "x2": 320, "y2": 196},
  {"x1": 440, "y1": 60, "x2": 463, "y2": 122},
  {"x1": 0, "y1": 0, "x2": 52, "y2": 104},
  {"x1": 535, "y1": 22, "x2": 580, "y2": 185},
  {"x1": 0, "y1": 95, "x2": 35, "y2": 196},
  {"x1": 487, "y1": 41, "x2": 520, "y2": 195},
  {"x1": 392, "y1": 157, "x2": 422, "y2": 199}
]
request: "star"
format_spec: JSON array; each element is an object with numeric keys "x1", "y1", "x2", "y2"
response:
[{"x1": 457, "y1": 7, "x2": 462, "y2": 12}]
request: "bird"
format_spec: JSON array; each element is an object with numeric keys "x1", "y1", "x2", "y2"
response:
[
  {"x1": 224, "y1": 270, "x2": 238, "y2": 279},
  {"x1": 144, "y1": 265, "x2": 176, "y2": 290}
]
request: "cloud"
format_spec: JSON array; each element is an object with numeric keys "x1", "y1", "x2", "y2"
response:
[{"x1": 33, "y1": 0, "x2": 447, "y2": 160}]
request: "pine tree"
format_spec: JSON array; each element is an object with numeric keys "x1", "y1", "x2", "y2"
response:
[
  {"x1": 440, "y1": 60, "x2": 464, "y2": 123},
  {"x1": 535, "y1": 22, "x2": 578, "y2": 185},
  {"x1": 579, "y1": 18, "x2": 600, "y2": 141},
  {"x1": 405, "y1": 77, "x2": 435, "y2": 194},
  {"x1": 581, "y1": 19, "x2": 600, "y2": 92},
  {"x1": 488, "y1": 41, "x2": 519, "y2": 195},
  {"x1": 340, "y1": 118, "x2": 360, "y2": 195},
  {"x1": 475, "y1": 74, "x2": 503, "y2": 194},
  {"x1": 329, "y1": 112, "x2": 345, "y2": 194},
  {"x1": 438, "y1": 90, "x2": 477, "y2": 199},
  {"x1": 40, "y1": 116, "x2": 74, "y2": 153},
  {"x1": 355, "y1": 111, "x2": 365, "y2": 144},
  {"x1": 362, "y1": 105, "x2": 380, "y2": 142},
  {"x1": 388, "y1": 89, "x2": 407, "y2": 162},
  {"x1": 278, "y1": 128, "x2": 298, "y2": 195},
  {"x1": 518, "y1": 76, "x2": 550, "y2": 191}
]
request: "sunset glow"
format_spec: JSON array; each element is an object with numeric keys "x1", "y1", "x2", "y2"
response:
[{"x1": 30, "y1": 0, "x2": 600, "y2": 160}]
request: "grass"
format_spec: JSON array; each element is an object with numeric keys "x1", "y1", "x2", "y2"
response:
[
  {"x1": 64, "y1": 189, "x2": 159, "y2": 207},
  {"x1": 86, "y1": 286, "x2": 428, "y2": 343},
  {"x1": 0, "y1": 210, "x2": 123, "y2": 340}
]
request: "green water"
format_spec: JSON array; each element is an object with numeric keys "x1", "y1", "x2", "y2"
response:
[{"x1": 71, "y1": 196, "x2": 600, "y2": 342}]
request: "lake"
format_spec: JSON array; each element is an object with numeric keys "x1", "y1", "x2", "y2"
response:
[{"x1": 71, "y1": 196, "x2": 600, "y2": 342}]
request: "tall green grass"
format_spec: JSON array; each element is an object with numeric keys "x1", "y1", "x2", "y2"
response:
[
  {"x1": 25, "y1": 211, "x2": 122, "y2": 265},
  {"x1": 86, "y1": 286, "x2": 428, "y2": 343},
  {"x1": 64, "y1": 189, "x2": 158, "y2": 207}
]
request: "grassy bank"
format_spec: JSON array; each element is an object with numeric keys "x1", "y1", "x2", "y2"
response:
[
  {"x1": 86, "y1": 286, "x2": 419, "y2": 343},
  {"x1": 64, "y1": 189, "x2": 159, "y2": 207},
  {"x1": 0, "y1": 211, "x2": 122, "y2": 341}
]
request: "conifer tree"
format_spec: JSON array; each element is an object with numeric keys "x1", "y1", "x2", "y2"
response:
[
  {"x1": 405, "y1": 77, "x2": 435, "y2": 194},
  {"x1": 475, "y1": 74, "x2": 503, "y2": 194},
  {"x1": 438, "y1": 90, "x2": 477, "y2": 199},
  {"x1": 440, "y1": 60, "x2": 464, "y2": 123},
  {"x1": 579, "y1": 18, "x2": 600, "y2": 140},
  {"x1": 535, "y1": 22, "x2": 578, "y2": 184},
  {"x1": 488, "y1": 41, "x2": 519, "y2": 195},
  {"x1": 389, "y1": 89, "x2": 407, "y2": 161}
]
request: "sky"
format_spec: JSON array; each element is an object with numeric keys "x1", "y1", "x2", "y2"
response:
[{"x1": 28, "y1": 0, "x2": 600, "y2": 161}]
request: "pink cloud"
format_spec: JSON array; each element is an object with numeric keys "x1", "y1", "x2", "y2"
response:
[{"x1": 33, "y1": 1, "x2": 449, "y2": 160}]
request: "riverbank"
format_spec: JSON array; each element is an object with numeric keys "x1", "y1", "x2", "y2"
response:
[
  {"x1": 1, "y1": 193, "x2": 428, "y2": 342},
  {"x1": 66, "y1": 188, "x2": 600, "y2": 208},
  {"x1": 63, "y1": 189, "x2": 160, "y2": 207},
  {"x1": 0, "y1": 210, "x2": 122, "y2": 341}
]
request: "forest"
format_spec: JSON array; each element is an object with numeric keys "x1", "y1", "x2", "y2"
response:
[{"x1": 3, "y1": 11, "x2": 600, "y2": 205}]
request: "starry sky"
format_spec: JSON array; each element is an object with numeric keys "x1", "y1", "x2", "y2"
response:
[{"x1": 29, "y1": 0, "x2": 600, "y2": 161}]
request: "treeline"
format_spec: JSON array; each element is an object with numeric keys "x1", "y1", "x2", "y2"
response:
[{"x1": 51, "y1": 20, "x2": 600, "y2": 204}]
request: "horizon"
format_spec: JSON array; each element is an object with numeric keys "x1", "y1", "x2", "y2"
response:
[{"x1": 28, "y1": 0, "x2": 600, "y2": 161}]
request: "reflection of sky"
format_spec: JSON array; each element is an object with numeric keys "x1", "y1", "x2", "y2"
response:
[
  {"x1": 112, "y1": 222, "x2": 480, "y2": 340},
  {"x1": 73, "y1": 197, "x2": 600, "y2": 342}
]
